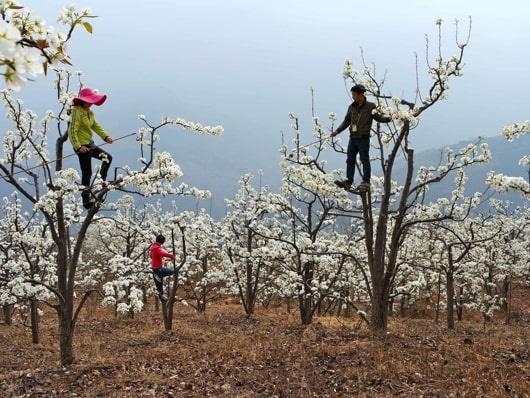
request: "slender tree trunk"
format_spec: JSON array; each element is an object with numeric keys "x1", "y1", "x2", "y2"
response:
[
  {"x1": 243, "y1": 260, "x2": 256, "y2": 316},
  {"x1": 456, "y1": 287, "x2": 464, "y2": 322},
  {"x1": 162, "y1": 301, "x2": 171, "y2": 330},
  {"x1": 299, "y1": 261, "x2": 314, "y2": 325},
  {"x1": 435, "y1": 272, "x2": 442, "y2": 323},
  {"x1": 446, "y1": 271, "x2": 455, "y2": 329},
  {"x1": 142, "y1": 288, "x2": 148, "y2": 312},
  {"x1": 3, "y1": 304, "x2": 13, "y2": 325},
  {"x1": 399, "y1": 296, "x2": 406, "y2": 318},
  {"x1": 162, "y1": 228, "x2": 183, "y2": 331},
  {"x1": 199, "y1": 257, "x2": 208, "y2": 313},
  {"x1": 30, "y1": 299, "x2": 40, "y2": 344},
  {"x1": 505, "y1": 277, "x2": 512, "y2": 325}
]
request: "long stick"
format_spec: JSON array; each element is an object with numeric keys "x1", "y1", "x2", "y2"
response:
[{"x1": 1, "y1": 131, "x2": 137, "y2": 181}]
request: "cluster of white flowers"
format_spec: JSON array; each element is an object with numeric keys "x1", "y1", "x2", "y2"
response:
[
  {"x1": 487, "y1": 121, "x2": 530, "y2": 198},
  {"x1": 0, "y1": 2, "x2": 93, "y2": 90},
  {"x1": 486, "y1": 172, "x2": 530, "y2": 198},
  {"x1": 375, "y1": 101, "x2": 418, "y2": 124},
  {"x1": 162, "y1": 116, "x2": 224, "y2": 136},
  {"x1": 501, "y1": 121, "x2": 530, "y2": 141}
]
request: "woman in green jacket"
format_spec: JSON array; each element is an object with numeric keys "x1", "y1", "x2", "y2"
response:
[{"x1": 68, "y1": 87, "x2": 113, "y2": 209}]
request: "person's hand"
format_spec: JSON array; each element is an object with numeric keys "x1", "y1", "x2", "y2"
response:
[
  {"x1": 105, "y1": 136, "x2": 113, "y2": 144},
  {"x1": 330, "y1": 130, "x2": 339, "y2": 138},
  {"x1": 78, "y1": 146, "x2": 90, "y2": 154}
]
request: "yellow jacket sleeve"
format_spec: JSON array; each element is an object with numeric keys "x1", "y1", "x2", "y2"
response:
[
  {"x1": 68, "y1": 108, "x2": 82, "y2": 150},
  {"x1": 91, "y1": 112, "x2": 108, "y2": 141}
]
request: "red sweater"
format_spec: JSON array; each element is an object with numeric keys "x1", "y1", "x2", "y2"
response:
[{"x1": 149, "y1": 242, "x2": 175, "y2": 269}]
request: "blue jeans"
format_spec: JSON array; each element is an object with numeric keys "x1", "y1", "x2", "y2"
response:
[
  {"x1": 346, "y1": 136, "x2": 370, "y2": 183},
  {"x1": 152, "y1": 267, "x2": 174, "y2": 294}
]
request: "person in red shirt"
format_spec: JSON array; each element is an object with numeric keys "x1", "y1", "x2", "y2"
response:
[{"x1": 150, "y1": 235, "x2": 175, "y2": 301}]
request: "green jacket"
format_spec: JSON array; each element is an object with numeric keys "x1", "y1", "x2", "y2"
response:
[
  {"x1": 68, "y1": 106, "x2": 109, "y2": 150},
  {"x1": 336, "y1": 99, "x2": 391, "y2": 138}
]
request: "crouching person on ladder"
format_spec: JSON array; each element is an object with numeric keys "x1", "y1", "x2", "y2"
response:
[
  {"x1": 68, "y1": 87, "x2": 113, "y2": 209},
  {"x1": 149, "y1": 235, "x2": 175, "y2": 302}
]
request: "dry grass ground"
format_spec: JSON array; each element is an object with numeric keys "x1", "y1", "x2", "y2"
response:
[{"x1": 0, "y1": 286, "x2": 529, "y2": 397}]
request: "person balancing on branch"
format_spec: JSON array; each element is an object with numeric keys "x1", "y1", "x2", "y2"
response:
[
  {"x1": 149, "y1": 235, "x2": 176, "y2": 302},
  {"x1": 331, "y1": 84, "x2": 391, "y2": 192},
  {"x1": 68, "y1": 87, "x2": 113, "y2": 209}
]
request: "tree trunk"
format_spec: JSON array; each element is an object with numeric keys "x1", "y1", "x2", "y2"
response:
[
  {"x1": 369, "y1": 258, "x2": 390, "y2": 335},
  {"x1": 58, "y1": 303, "x2": 74, "y2": 365},
  {"x1": 162, "y1": 302, "x2": 171, "y2": 330},
  {"x1": 30, "y1": 299, "x2": 40, "y2": 344},
  {"x1": 3, "y1": 304, "x2": 13, "y2": 325},
  {"x1": 435, "y1": 272, "x2": 442, "y2": 323},
  {"x1": 299, "y1": 296, "x2": 313, "y2": 325},
  {"x1": 505, "y1": 277, "x2": 512, "y2": 325},
  {"x1": 456, "y1": 287, "x2": 464, "y2": 322},
  {"x1": 399, "y1": 296, "x2": 407, "y2": 318},
  {"x1": 370, "y1": 291, "x2": 388, "y2": 334},
  {"x1": 446, "y1": 271, "x2": 455, "y2": 329},
  {"x1": 245, "y1": 259, "x2": 255, "y2": 316},
  {"x1": 298, "y1": 261, "x2": 314, "y2": 325},
  {"x1": 142, "y1": 288, "x2": 148, "y2": 312},
  {"x1": 199, "y1": 257, "x2": 208, "y2": 313}
]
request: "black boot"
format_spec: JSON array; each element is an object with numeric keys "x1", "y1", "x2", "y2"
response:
[{"x1": 334, "y1": 179, "x2": 353, "y2": 190}]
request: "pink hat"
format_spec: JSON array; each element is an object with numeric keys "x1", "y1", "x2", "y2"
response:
[{"x1": 73, "y1": 87, "x2": 107, "y2": 106}]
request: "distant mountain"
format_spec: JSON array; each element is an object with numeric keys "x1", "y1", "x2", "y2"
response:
[
  {"x1": 395, "y1": 134, "x2": 530, "y2": 208},
  {"x1": 1, "y1": 117, "x2": 528, "y2": 217}
]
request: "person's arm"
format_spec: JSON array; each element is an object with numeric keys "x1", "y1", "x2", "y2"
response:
[
  {"x1": 332, "y1": 106, "x2": 351, "y2": 136},
  {"x1": 159, "y1": 247, "x2": 175, "y2": 259},
  {"x1": 68, "y1": 108, "x2": 83, "y2": 151},
  {"x1": 91, "y1": 112, "x2": 112, "y2": 143}
]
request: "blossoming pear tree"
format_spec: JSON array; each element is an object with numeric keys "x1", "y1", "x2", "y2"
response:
[
  {"x1": 180, "y1": 209, "x2": 225, "y2": 313},
  {"x1": 0, "y1": 69, "x2": 222, "y2": 365},
  {"x1": 326, "y1": 18, "x2": 497, "y2": 333}
]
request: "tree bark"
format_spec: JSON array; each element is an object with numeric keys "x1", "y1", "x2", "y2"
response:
[
  {"x1": 30, "y1": 299, "x2": 40, "y2": 344},
  {"x1": 446, "y1": 270, "x2": 455, "y2": 330},
  {"x1": 298, "y1": 260, "x2": 314, "y2": 325},
  {"x1": 504, "y1": 277, "x2": 512, "y2": 325},
  {"x1": 456, "y1": 287, "x2": 464, "y2": 322},
  {"x1": 3, "y1": 304, "x2": 13, "y2": 325},
  {"x1": 435, "y1": 272, "x2": 442, "y2": 323},
  {"x1": 370, "y1": 281, "x2": 389, "y2": 334},
  {"x1": 58, "y1": 302, "x2": 74, "y2": 365}
]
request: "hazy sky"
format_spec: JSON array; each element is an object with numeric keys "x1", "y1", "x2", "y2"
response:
[
  {"x1": 3, "y1": 1, "x2": 530, "y2": 213},
  {"x1": 21, "y1": 0, "x2": 530, "y2": 144}
]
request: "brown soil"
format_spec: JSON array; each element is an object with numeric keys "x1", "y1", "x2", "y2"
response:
[{"x1": 0, "y1": 287, "x2": 529, "y2": 397}]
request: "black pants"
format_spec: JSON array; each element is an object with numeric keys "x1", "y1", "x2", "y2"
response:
[
  {"x1": 346, "y1": 136, "x2": 370, "y2": 183},
  {"x1": 76, "y1": 145, "x2": 112, "y2": 202}
]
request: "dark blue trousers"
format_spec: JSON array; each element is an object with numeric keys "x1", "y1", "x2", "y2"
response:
[
  {"x1": 346, "y1": 136, "x2": 370, "y2": 183},
  {"x1": 152, "y1": 267, "x2": 174, "y2": 294}
]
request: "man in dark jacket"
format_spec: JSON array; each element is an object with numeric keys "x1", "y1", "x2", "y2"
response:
[{"x1": 331, "y1": 84, "x2": 391, "y2": 191}]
